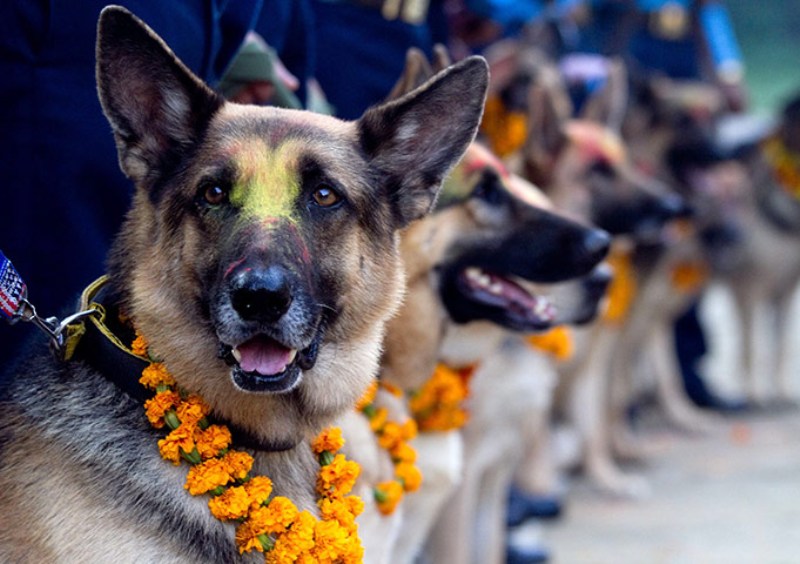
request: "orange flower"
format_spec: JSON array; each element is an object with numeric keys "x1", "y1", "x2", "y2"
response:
[
  {"x1": 139, "y1": 362, "x2": 176, "y2": 389},
  {"x1": 368, "y1": 407, "x2": 388, "y2": 432},
  {"x1": 311, "y1": 519, "x2": 354, "y2": 564},
  {"x1": 176, "y1": 394, "x2": 209, "y2": 427},
  {"x1": 526, "y1": 326, "x2": 574, "y2": 361},
  {"x1": 603, "y1": 248, "x2": 637, "y2": 324},
  {"x1": 185, "y1": 457, "x2": 235, "y2": 495},
  {"x1": 131, "y1": 332, "x2": 148, "y2": 357},
  {"x1": 195, "y1": 425, "x2": 232, "y2": 460},
  {"x1": 222, "y1": 450, "x2": 254, "y2": 481},
  {"x1": 671, "y1": 260, "x2": 708, "y2": 293},
  {"x1": 409, "y1": 364, "x2": 470, "y2": 432},
  {"x1": 390, "y1": 441, "x2": 417, "y2": 464},
  {"x1": 158, "y1": 423, "x2": 196, "y2": 464},
  {"x1": 208, "y1": 485, "x2": 252, "y2": 521},
  {"x1": 354, "y1": 380, "x2": 378, "y2": 411},
  {"x1": 395, "y1": 462, "x2": 423, "y2": 492},
  {"x1": 251, "y1": 497, "x2": 299, "y2": 535},
  {"x1": 312, "y1": 427, "x2": 345, "y2": 456},
  {"x1": 266, "y1": 510, "x2": 316, "y2": 563},
  {"x1": 317, "y1": 454, "x2": 360, "y2": 499},
  {"x1": 143, "y1": 390, "x2": 181, "y2": 428},
  {"x1": 374, "y1": 480, "x2": 404, "y2": 516},
  {"x1": 244, "y1": 475, "x2": 273, "y2": 510},
  {"x1": 376, "y1": 421, "x2": 403, "y2": 451}
]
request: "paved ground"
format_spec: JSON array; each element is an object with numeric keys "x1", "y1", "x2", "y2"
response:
[{"x1": 542, "y1": 285, "x2": 800, "y2": 564}]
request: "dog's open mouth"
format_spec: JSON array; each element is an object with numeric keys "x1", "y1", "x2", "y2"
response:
[
  {"x1": 220, "y1": 332, "x2": 322, "y2": 394},
  {"x1": 448, "y1": 266, "x2": 557, "y2": 330}
]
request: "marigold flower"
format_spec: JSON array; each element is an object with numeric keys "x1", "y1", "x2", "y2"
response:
[
  {"x1": 354, "y1": 380, "x2": 378, "y2": 411},
  {"x1": 311, "y1": 519, "x2": 354, "y2": 564},
  {"x1": 185, "y1": 457, "x2": 235, "y2": 495},
  {"x1": 208, "y1": 485, "x2": 251, "y2": 521},
  {"x1": 266, "y1": 510, "x2": 316, "y2": 563},
  {"x1": 526, "y1": 326, "x2": 574, "y2": 361},
  {"x1": 244, "y1": 475, "x2": 273, "y2": 510},
  {"x1": 389, "y1": 441, "x2": 417, "y2": 464},
  {"x1": 223, "y1": 450, "x2": 254, "y2": 481},
  {"x1": 317, "y1": 454, "x2": 360, "y2": 499},
  {"x1": 139, "y1": 362, "x2": 176, "y2": 389},
  {"x1": 131, "y1": 332, "x2": 148, "y2": 357},
  {"x1": 410, "y1": 364, "x2": 470, "y2": 432},
  {"x1": 144, "y1": 390, "x2": 181, "y2": 428},
  {"x1": 377, "y1": 421, "x2": 403, "y2": 451},
  {"x1": 158, "y1": 423, "x2": 196, "y2": 464},
  {"x1": 396, "y1": 462, "x2": 423, "y2": 492},
  {"x1": 603, "y1": 248, "x2": 637, "y2": 323},
  {"x1": 195, "y1": 424, "x2": 232, "y2": 460},
  {"x1": 176, "y1": 394, "x2": 209, "y2": 427},
  {"x1": 312, "y1": 427, "x2": 345, "y2": 456},
  {"x1": 374, "y1": 480, "x2": 404, "y2": 515},
  {"x1": 368, "y1": 407, "x2": 388, "y2": 432},
  {"x1": 250, "y1": 497, "x2": 299, "y2": 535}
]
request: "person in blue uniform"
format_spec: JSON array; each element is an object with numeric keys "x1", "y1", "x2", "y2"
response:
[{"x1": 0, "y1": 1, "x2": 312, "y2": 371}]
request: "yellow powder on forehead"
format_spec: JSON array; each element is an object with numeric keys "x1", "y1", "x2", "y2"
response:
[
  {"x1": 564, "y1": 120, "x2": 626, "y2": 166},
  {"x1": 228, "y1": 138, "x2": 302, "y2": 222}
]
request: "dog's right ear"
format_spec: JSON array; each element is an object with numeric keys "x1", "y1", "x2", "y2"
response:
[
  {"x1": 358, "y1": 56, "x2": 489, "y2": 227},
  {"x1": 96, "y1": 6, "x2": 223, "y2": 183}
]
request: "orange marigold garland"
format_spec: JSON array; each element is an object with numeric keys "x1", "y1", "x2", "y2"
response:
[
  {"x1": 763, "y1": 135, "x2": 800, "y2": 199},
  {"x1": 408, "y1": 364, "x2": 475, "y2": 433},
  {"x1": 603, "y1": 247, "x2": 637, "y2": 324},
  {"x1": 135, "y1": 333, "x2": 364, "y2": 562},
  {"x1": 356, "y1": 380, "x2": 423, "y2": 515}
]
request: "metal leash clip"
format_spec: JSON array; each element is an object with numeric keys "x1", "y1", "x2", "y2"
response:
[{"x1": 1, "y1": 250, "x2": 98, "y2": 354}]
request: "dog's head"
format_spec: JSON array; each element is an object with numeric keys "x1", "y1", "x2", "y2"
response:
[
  {"x1": 481, "y1": 46, "x2": 689, "y2": 244},
  {"x1": 382, "y1": 142, "x2": 610, "y2": 387},
  {"x1": 96, "y1": 7, "x2": 487, "y2": 445}
]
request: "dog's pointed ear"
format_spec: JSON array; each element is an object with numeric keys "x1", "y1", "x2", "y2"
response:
[
  {"x1": 358, "y1": 56, "x2": 489, "y2": 227},
  {"x1": 96, "y1": 6, "x2": 223, "y2": 183}
]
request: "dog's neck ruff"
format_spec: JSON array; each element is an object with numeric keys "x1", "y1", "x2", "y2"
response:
[{"x1": 65, "y1": 277, "x2": 293, "y2": 453}]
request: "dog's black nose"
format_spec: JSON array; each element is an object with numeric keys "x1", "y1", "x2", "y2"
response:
[
  {"x1": 230, "y1": 265, "x2": 293, "y2": 323},
  {"x1": 581, "y1": 228, "x2": 611, "y2": 263}
]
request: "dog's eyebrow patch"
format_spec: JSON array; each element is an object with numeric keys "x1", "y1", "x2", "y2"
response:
[{"x1": 227, "y1": 138, "x2": 303, "y2": 223}]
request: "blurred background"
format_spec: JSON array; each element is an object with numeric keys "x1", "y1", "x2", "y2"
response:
[{"x1": 729, "y1": 0, "x2": 800, "y2": 112}]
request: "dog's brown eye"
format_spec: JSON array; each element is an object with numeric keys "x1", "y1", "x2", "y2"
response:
[
  {"x1": 204, "y1": 185, "x2": 228, "y2": 206},
  {"x1": 311, "y1": 185, "x2": 341, "y2": 208}
]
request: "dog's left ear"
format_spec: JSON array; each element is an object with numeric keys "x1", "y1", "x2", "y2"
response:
[{"x1": 358, "y1": 56, "x2": 489, "y2": 227}]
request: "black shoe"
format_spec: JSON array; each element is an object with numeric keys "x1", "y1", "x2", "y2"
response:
[
  {"x1": 506, "y1": 544, "x2": 550, "y2": 564},
  {"x1": 507, "y1": 486, "x2": 563, "y2": 527}
]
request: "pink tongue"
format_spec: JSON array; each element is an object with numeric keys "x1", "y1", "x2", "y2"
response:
[{"x1": 236, "y1": 336, "x2": 294, "y2": 376}]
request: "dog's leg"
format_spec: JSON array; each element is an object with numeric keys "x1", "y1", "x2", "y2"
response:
[
  {"x1": 513, "y1": 407, "x2": 559, "y2": 496},
  {"x1": 651, "y1": 320, "x2": 722, "y2": 433},
  {"x1": 731, "y1": 283, "x2": 762, "y2": 403},
  {"x1": 474, "y1": 462, "x2": 518, "y2": 564},
  {"x1": 571, "y1": 328, "x2": 650, "y2": 499},
  {"x1": 392, "y1": 432, "x2": 463, "y2": 564},
  {"x1": 771, "y1": 286, "x2": 797, "y2": 403}
]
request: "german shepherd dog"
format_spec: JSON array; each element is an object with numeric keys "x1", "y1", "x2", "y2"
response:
[
  {"x1": 477, "y1": 44, "x2": 692, "y2": 500},
  {"x1": 0, "y1": 7, "x2": 488, "y2": 562},
  {"x1": 348, "y1": 47, "x2": 611, "y2": 564}
]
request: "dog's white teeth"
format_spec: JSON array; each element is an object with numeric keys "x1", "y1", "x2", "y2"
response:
[
  {"x1": 287, "y1": 349, "x2": 298, "y2": 363},
  {"x1": 466, "y1": 267, "x2": 482, "y2": 282},
  {"x1": 488, "y1": 282, "x2": 504, "y2": 295},
  {"x1": 231, "y1": 347, "x2": 242, "y2": 363}
]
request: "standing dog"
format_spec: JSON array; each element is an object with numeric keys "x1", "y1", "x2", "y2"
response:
[{"x1": 0, "y1": 7, "x2": 488, "y2": 562}]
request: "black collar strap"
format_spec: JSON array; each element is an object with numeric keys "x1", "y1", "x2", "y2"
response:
[{"x1": 66, "y1": 277, "x2": 294, "y2": 452}]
